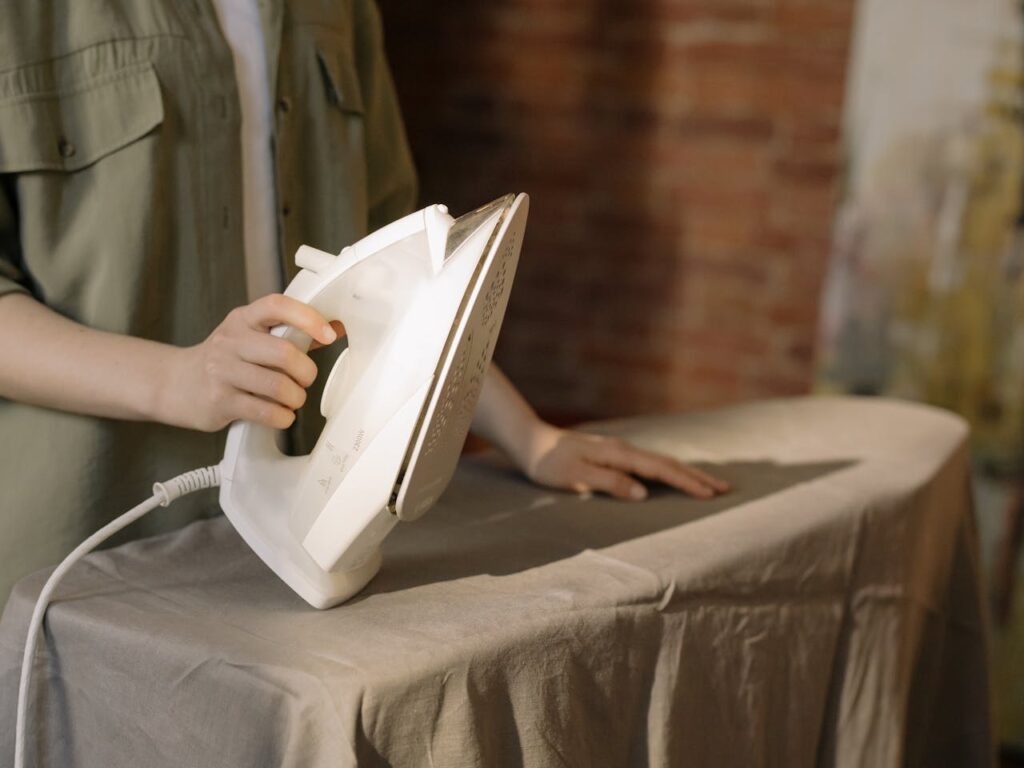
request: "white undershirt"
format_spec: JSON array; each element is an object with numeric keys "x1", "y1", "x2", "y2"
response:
[{"x1": 210, "y1": 0, "x2": 283, "y2": 301}]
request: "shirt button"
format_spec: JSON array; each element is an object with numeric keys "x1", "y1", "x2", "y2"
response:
[
  {"x1": 57, "y1": 137, "x2": 76, "y2": 159},
  {"x1": 277, "y1": 97, "x2": 291, "y2": 114},
  {"x1": 281, "y1": 203, "x2": 291, "y2": 217}
]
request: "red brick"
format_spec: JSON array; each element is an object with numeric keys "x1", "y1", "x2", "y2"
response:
[{"x1": 379, "y1": 0, "x2": 854, "y2": 419}]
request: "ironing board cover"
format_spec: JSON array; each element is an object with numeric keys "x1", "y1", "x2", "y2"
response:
[{"x1": 0, "y1": 397, "x2": 992, "y2": 767}]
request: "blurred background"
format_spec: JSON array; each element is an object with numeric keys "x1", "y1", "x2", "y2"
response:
[{"x1": 377, "y1": 0, "x2": 1023, "y2": 759}]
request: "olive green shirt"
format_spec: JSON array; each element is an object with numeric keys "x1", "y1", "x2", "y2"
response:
[{"x1": 0, "y1": 0, "x2": 417, "y2": 604}]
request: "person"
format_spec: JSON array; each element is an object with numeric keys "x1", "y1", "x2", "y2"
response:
[{"x1": 0, "y1": 0, "x2": 728, "y2": 606}]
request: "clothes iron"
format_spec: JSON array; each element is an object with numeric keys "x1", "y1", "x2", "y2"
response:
[{"x1": 218, "y1": 193, "x2": 529, "y2": 607}]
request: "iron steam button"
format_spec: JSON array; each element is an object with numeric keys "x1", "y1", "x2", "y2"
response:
[{"x1": 295, "y1": 245, "x2": 336, "y2": 274}]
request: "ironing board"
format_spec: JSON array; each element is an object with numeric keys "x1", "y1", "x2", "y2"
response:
[{"x1": 0, "y1": 397, "x2": 992, "y2": 767}]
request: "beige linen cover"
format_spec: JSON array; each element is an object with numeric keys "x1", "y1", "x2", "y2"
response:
[{"x1": 0, "y1": 397, "x2": 992, "y2": 767}]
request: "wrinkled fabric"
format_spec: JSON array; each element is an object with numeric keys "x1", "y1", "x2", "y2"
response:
[
  {"x1": 0, "y1": 397, "x2": 993, "y2": 767},
  {"x1": 0, "y1": 0, "x2": 417, "y2": 604}
]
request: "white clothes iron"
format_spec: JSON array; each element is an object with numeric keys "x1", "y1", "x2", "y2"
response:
[{"x1": 218, "y1": 193, "x2": 529, "y2": 608}]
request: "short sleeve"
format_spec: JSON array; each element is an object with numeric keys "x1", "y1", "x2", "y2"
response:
[
  {"x1": 353, "y1": 0, "x2": 419, "y2": 231},
  {"x1": 0, "y1": 176, "x2": 31, "y2": 299}
]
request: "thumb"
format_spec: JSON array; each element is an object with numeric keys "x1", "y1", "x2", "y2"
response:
[{"x1": 309, "y1": 320, "x2": 347, "y2": 350}]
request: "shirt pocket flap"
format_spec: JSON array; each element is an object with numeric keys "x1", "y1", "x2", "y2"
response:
[
  {"x1": 0, "y1": 62, "x2": 163, "y2": 174},
  {"x1": 314, "y1": 34, "x2": 365, "y2": 115}
]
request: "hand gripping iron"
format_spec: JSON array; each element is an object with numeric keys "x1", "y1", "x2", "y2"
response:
[{"x1": 218, "y1": 194, "x2": 529, "y2": 607}]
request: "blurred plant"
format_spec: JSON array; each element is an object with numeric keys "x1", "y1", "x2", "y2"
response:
[{"x1": 820, "y1": 34, "x2": 1024, "y2": 474}]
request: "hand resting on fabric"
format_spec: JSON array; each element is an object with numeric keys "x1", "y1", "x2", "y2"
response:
[
  {"x1": 470, "y1": 363, "x2": 730, "y2": 501},
  {"x1": 520, "y1": 425, "x2": 729, "y2": 500}
]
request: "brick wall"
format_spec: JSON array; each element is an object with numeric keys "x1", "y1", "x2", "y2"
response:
[{"x1": 378, "y1": 0, "x2": 854, "y2": 422}]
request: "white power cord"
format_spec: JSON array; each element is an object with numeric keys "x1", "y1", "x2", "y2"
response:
[{"x1": 14, "y1": 465, "x2": 221, "y2": 768}]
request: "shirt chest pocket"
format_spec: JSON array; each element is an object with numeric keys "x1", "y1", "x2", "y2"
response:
[
  {"x1": 276, "y1": 25, "x2": 369, "y2": 260},
  {"x1": 0, "y1": 62, "x2": 163, "y2": 174},
  {"x1": 312, "y1": 31, "x2": 365, "y2": 117},
  {"x1": 0, "y1": 55, "x2": 165, "y2": 324}
]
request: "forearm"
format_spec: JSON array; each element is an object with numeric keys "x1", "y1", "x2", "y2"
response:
[
  {"x1": 0, "y1": 293, "x2": 177, "y2": 421},
  {"x1": 472, "y1": 363, "x2": 554, "y2": 467}
]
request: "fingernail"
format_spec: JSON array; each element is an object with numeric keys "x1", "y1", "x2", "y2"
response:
[
  {"x1": 321, "y1": 324, "x2": 337, "y2": 343},
  {"x1": 630, "y1": 484, "x2": 647, "y2": 500}
]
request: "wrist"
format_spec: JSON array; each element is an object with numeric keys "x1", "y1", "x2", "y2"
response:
[
  {"x1": 504, "y1": 417, "x2": 562, "y2": 476},
  {"x1": 149, "y1": 344, "x2": 189, "y2": 427}
]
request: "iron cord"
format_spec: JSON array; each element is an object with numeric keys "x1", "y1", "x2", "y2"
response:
[{"x1": 14, "y1": 465, "x2": 222, "y2": 768}]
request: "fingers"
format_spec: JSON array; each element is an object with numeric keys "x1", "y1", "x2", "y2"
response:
[
  {"x1": 575, "y1": 464, "x2": 648, "y2": 501},
  {"x1": 242, "y1": 294, "x2": 336, "y2": 346},
  {"x1": 237, "y1": 332, "x2": 318, "y2": 387},
  {"x1": 196, "y1": 297, "x2": 340, "y2": 432},
  {"x1": 228, "y1": 361, "x2": 308, "y2": 411},
  {"x1": 230, "y1": 392, "x2": 297, "y2": 430},
  {"x1": 589, "y1": 437, "x2": 729, "y2": 499},
  {"x1": 679, "y1": 463, "x2": 730, "y2": 493},
  {"x1": 310, "y1": 320, "x2": 346, "y2": 351}
]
